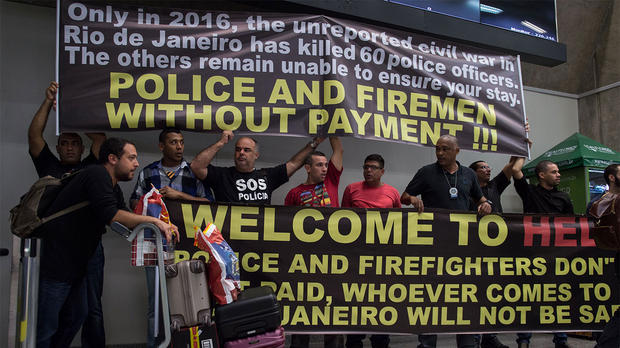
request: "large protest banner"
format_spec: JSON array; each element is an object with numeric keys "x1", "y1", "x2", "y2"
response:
[
  {"x1": 58, "y1": 1, "x2": 528, "y2": 156},
  {"x1": 167, "y1": 200, "x2": 618, "y2": 334}
]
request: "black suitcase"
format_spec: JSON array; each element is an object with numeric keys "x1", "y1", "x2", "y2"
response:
[{"x1": 215, "y1": 286, "x2": 281, "y2": 342}]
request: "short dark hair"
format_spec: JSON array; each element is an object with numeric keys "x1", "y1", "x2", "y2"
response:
[
  {"x1": 364, "y1": 154, "x2": 384, "y2": 168},
  {"x1": 535, "y1": 160, "x2": 556, "y2": 177},
  {"x1": 99, "y1": 137, "x2": 134, "y2": 164},
  {"x1": 159, "y1": 128, "x2": 182, "y2": 143},
  {"x1": 469, "y1": 160, "x2": 485, "y2": 171},
  {"x1": 604, "y1": 164, "x2": 620, "y2": 186},
  {"x1": 57, "y1": 132, "x2": 83, "y2": 145},
  {"x1": 304, "y1": 151, "x2": 327, "y2": 165}
]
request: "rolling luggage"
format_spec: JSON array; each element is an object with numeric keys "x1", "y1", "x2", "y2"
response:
[
  {"x1": 166, "y1": 260, "x2": 212, "y2": 331},
  {"x1": 223, "y1": 326, "x2": 285, "y2": 348},
  {"x1": 215, "y1": 286, "x2": 281, "y2": 342}
]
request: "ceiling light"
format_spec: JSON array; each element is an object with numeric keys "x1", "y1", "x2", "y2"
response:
[
  {"x1": 521, "y1": 20, "x2": 547, "y2": 34},
  {"x1": 480, "y1": 4, "x2": 503, "y2": 14}
]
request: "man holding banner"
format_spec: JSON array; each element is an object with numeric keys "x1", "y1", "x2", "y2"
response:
[
  {"x1": 191, "y1": 130, "x2": 323, "y2": 204},
  {"x1": 285, "y1": 136, "x2": 343, "y2": 348},
  {"x1": 28, "y1": 81, "x2": 108, "y2": 348},
  {"x1": 513, "y1": 159, "x2": 572, "y2": 348},
  {"x1": 401, "y1": 134, "x2": 490, "y2": 348},
  {"x1": 342, "y1": 153, "x2": 401, "y2": 348}
]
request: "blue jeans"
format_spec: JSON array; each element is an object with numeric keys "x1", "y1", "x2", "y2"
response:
[
  {"x1": 346, "y1": 334, "x2": 389, "y2": 348},
  {"x1": 517, "y1": 332, "x2": 567, "y2": 344},
  {"x1": 37, "y1": 276, "x2": 88, "y2": 348},
  {"x1": 82, "y1": 242, "x2": 106, "y2": 348},
  {"x1": 146, "y1": 266, "x2": 162, "y2": 348},
  {"x1": 418, "y1": 334, "x2": 476, "y2": 348}
]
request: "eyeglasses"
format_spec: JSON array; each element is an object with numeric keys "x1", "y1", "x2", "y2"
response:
[
  {"x1": 478, "y1": 166, "x2": 492, "y2": 170},
  {"x1": 363, "y1": 164, "x2": 382, "y2": 170}
]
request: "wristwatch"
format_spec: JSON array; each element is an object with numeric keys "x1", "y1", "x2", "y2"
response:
[{"x1": 310, "y1": 140, "x2": 318, "y2": 149}]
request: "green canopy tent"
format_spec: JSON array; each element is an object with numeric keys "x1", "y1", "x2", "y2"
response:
[{"x1": 523, "y1": 132, "x2": 620, "y2": 214}]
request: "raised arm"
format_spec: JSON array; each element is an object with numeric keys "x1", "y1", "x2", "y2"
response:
[
  {"x1": 285, "y1": 137, "x2": 325, "y2": 177},
  {"x1": 512, "y1": 138, "x2": 532, "y2": 180},
  {"x1": 190, "y1": 130, "x2": 233, "y2": 180},
  {"x1": 28, "y1": 82, "x2": 57, "y2": 158},
  {"x1": 512, "y1": 123, "x2": 531, "y2": 180},
  {"x1": 86, "y1": 133, "x2": 107, "y2": 159},
  {"x1": 329, "y1": 136, "x2": 343, "y2": 171}
]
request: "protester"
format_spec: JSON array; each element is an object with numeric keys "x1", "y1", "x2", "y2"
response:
[
  {"x1": 28, "y1": 81, "x2": 107, "y2": 348},
  {"x1": 36, "y1": 138, "x2": 177, "y2": 348},
  {"x1": 191, "y1": 130, "x2": 323, "y2": 204},
  {"x1": 401, "y1": 134, "x2": 490, "y2": 348},
  {"x1": 512, "y1": 159, "x2": 573, "y2": 348},
  {"x1": 130, "y1": 128, "x2": 212, "y2": 347},
  {"x1": 342, "y1": 154, "x2": 401, "y2": 348},
  {"x1": 590, "y1": 164, "x2": 620, "y2": 348},
  {"x1": 285, "y1": 136, "x2": 344, "y2": 348}
]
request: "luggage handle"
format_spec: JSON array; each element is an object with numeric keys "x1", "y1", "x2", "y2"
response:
[{"x1": 114, "y1": 222, "x2": 172, "y2": 348}]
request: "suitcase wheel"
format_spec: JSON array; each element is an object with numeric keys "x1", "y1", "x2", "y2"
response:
[
  {"x1": 164, "y1": 264, "x2": 178, "y2": 278},
  {"x1": 190, "y1": 260, "x2": 205, "y2": 273}
]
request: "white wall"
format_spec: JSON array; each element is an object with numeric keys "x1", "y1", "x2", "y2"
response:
[{"x1": 0, "y1": 2, "x2": 579, "y2": 345}]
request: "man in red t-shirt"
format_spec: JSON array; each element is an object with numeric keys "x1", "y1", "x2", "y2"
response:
[
  {"x1": 341, "y1": 154, "x2": 401, "y2": 209},
  {"x1": 285, "y1": 136, "x2": 343, "y2": 348},
  {"x1": 341, "y1": 154, "x2": 400, "y2": 348},
  {"x1": 285, "y1": 137, "x2": 343, "y2": 208}
]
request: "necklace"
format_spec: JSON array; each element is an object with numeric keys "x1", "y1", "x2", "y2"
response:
[{"x1": 443, "y1": 167, "x2": 458, "y2": 199}]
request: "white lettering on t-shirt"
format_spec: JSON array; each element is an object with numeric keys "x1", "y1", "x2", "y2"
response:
[
  {"x1": 235, "y1": 178, "x2": 267, "y2": 192},
  {"x1": 238, "y1": 192, "x2": 268, "y2": 201}
]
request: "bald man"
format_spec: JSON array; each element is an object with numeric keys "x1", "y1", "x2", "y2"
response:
[
  {"x1": 401, "y1": 135, "x2": 491, "y2": 348},
  {"x1": 191, "y1": 130, "x2": 323, "y2": 204}
]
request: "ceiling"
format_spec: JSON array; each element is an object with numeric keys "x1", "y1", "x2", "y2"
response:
[{"x1": 521, "y1": 0, "x2": 616, "y2": 94}]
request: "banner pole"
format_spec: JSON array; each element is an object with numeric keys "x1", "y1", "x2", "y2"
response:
[
  {"x1": 55, "y1": 0, "x2": 60, "y2": 136},
  {"x1": 516, "y1": 54, "x2": 530, "y2": 160}
]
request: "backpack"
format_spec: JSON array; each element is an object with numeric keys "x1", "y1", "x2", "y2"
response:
[{"x1": 10, "y1": 172, "x2": 89, "y2": 238}]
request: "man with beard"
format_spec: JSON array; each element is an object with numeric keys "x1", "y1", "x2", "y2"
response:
[
  {"x1": 130, "y1": 128, "x2": 212, "y2": 347},
  {"x1": 36, "y1": 138, "x2": 177, "y2": 348},
  {"x1": 513, "y1": 159, "x2": 573, "y2": 348},
  {"x1": 191, "y1": 130, "x2": 322, "y2": 204}
]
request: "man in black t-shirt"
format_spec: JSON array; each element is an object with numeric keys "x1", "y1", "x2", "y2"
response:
[
  {"x1": 468, "y1": 160, "x2": 514, "y2": 214},
  {"x1": 401, "y1": 135, "x2": 491, "y2": 348},
  {"x1": 467, "y1": 160, "x2": 516, "y2": 348},
  {"x1": 191, "y1": 130, "x2": 323, "y2": 204},
  {"x1": 28, "y1": 82, "x2": 106, "y2": 177},
  {"x1": 36, "y1": 138, "x2": 178, "y2": 348},
  {"x1": 512, "y1": 159, "x2": 573, "y2": 348},
  {"x1": 28, "y1": 81, "x2": 108, "y2": 348}
]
